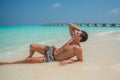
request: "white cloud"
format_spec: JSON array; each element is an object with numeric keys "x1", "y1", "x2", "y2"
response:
[
  {"x1": 52, "y1": 3, "x2": 61, "y2": 8},
  {"x1": 110, "y1": 8, "x2": 120, "y2": 14}
]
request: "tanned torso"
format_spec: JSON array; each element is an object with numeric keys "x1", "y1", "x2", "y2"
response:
[{"x1": 54, "y1": 39, "x2": 82, "y2": 61}]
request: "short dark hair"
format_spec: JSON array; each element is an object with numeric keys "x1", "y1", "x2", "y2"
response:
[{"x1": 80, "y1": 30, "x2": 88, "y2": 42}]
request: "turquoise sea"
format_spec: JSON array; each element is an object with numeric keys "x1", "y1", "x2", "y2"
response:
[{"x1": 0, "y1": 25, "x2": 120, "y2": 57}]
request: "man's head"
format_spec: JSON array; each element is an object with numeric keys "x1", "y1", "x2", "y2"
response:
[
  {"x1": 80, "y1": 30, "x2": 88, "y2": 42},
  {"x1": 73, "y1": 30, "x2": 88, "y2": 43}
]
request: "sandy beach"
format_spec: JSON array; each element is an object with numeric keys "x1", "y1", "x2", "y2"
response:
[{"x1": 0, "y1": 30, "x2": 120, "y2": 80}]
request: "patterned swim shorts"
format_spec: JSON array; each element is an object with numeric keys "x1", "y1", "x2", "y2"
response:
[{"x1": 43, "y1": 45, "x2": 56, "y2": 63}]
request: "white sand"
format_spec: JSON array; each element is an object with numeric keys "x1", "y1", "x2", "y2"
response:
[{"x1": 0, "y1": 33, "x2": 120, "y2": 80}]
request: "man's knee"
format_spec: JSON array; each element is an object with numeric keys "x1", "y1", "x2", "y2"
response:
[{"x1": 30, "y1": 44, "x2": 36, "y2": 49}]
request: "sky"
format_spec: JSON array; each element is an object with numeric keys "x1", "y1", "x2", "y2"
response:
[{"x1": 0, "y1": 0, "x2": 120, "y2": 25}]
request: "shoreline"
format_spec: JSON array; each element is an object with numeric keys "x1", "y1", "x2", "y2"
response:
[{"x1": 0, "y1": 26, "x2": 120, "y2": 80}]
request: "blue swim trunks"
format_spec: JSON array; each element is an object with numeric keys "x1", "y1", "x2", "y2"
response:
[{"x1": 43, "y1": 45, "x2": 56, "y2": 63}]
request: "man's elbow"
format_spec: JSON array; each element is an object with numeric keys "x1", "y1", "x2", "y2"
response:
[
  {"x1": 78, "y1": 59, "x2": 83, "y2": 62},
  {"x1": 81, "y1": 59, "x2": 83, "y2": 62},
  {"x1": 69, "y1": 23, "x2": 74, "y2": 27}
]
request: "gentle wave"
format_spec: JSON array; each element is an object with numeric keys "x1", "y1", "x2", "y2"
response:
[
  {"x1": 94, "y1": 30, "x2": 120, "y2": 41},
  {"x1": 0, "y1": 45, "x2": 27, "y2": 57},
  {"x1": 96, "y1": 30, "x2": 120, "y2": 36}
]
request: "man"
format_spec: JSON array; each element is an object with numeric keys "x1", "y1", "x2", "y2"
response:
[{"x1": 0, "y1": 23, "x2": 88, "y2": 65}]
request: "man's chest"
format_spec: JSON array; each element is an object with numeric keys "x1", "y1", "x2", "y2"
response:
[{"x1": 62, "y1": 45, "x2": 75, "y2": 53}]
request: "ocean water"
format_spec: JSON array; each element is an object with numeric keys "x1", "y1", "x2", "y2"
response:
[{"x1": 0, "y1": 25, "x2": 120, "y2": 57}]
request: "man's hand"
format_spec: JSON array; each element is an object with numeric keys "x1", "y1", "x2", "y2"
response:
[
  {"x1": 69, "y1": 23, "x2": 81, "y2": 38},
  {"x1": 69, "y1": 23, "x2": 81, "y2": 31},
  {"x1": 59, "y1": 60, "x2": 77, "y2": 66}
]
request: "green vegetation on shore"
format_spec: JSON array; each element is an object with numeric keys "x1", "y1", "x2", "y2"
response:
[{"x1": 42, "y1": 23, "x2": 120, "y2": 27}]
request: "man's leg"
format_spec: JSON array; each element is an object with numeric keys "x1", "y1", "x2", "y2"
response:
[
  {"x1": 0, "y1": 56, "x2": 44, "y2": 65},
  {"x1": 28, "y1": 44, "x2": 46, "y2": 58}
]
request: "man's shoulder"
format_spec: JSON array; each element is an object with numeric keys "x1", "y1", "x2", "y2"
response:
[
  {"x1": 73, "y1": 45, "x2": 82, "y2": 57},
  {"x1": 73, "y1": 45, "x2": 82, "y2": 52}
]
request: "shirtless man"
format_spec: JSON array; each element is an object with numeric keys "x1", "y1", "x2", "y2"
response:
[{"x1": 0, "y1": 23, "x2": 88, "y2": 65}]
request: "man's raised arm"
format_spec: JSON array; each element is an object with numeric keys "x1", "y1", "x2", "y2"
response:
[{"x1": 69, "y1": 23, "x2": 81, "y2": 38}]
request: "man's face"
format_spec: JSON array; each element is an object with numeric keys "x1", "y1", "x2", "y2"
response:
[
  {"x1": 73, "y1": 31, "x2": 82, "y2": 41},
  {"x1": 77, "y1": 31, "x2": 82, "y2": 36}
]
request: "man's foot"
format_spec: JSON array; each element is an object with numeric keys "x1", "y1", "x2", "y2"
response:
[{"x1": 0, "y1": 62, "x2": 11, "y2": 65}]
